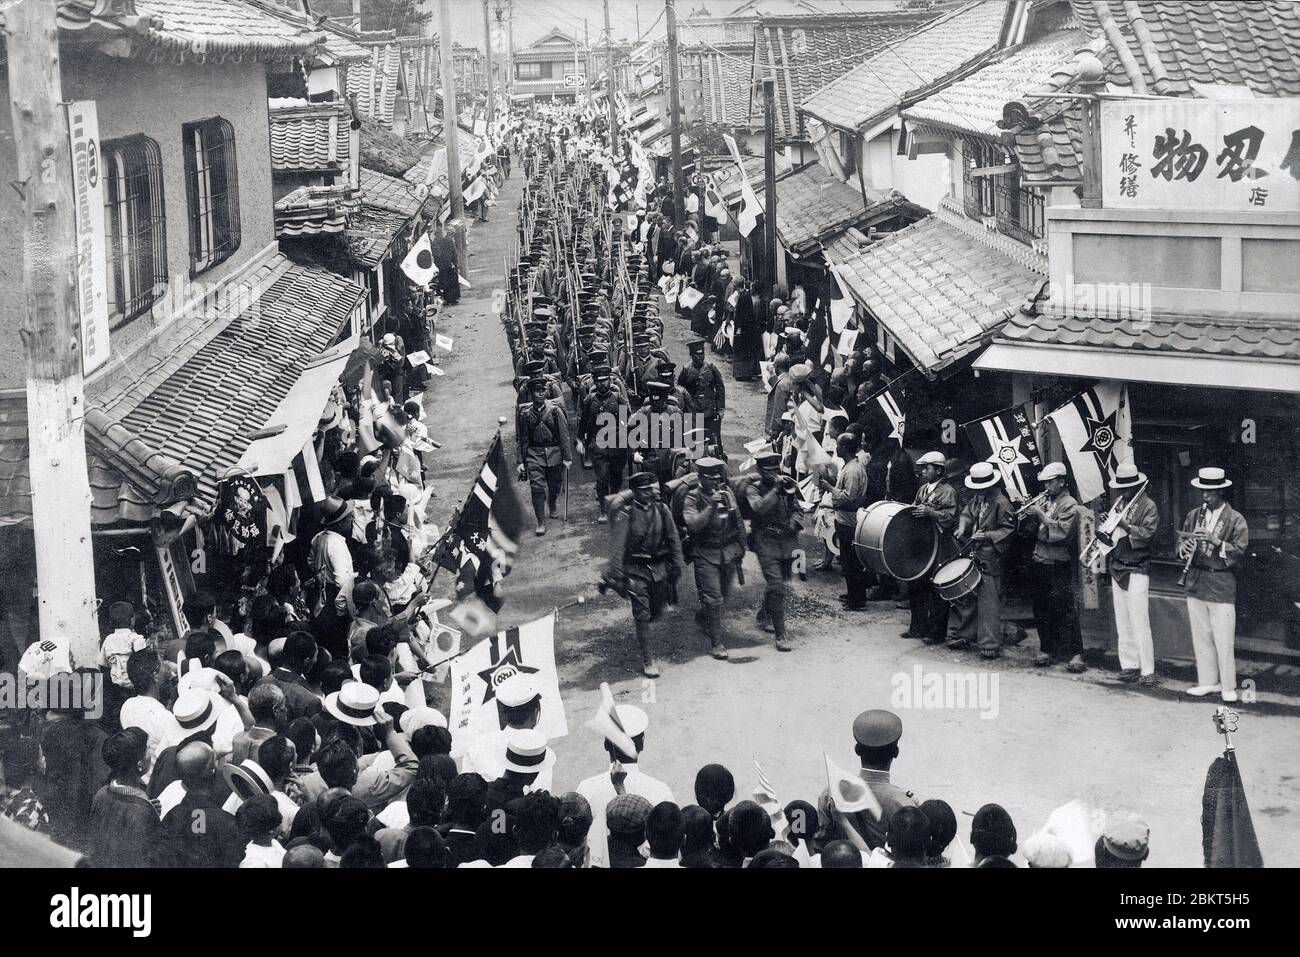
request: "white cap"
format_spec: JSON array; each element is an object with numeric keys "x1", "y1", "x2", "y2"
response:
[
  {"x1": 494, "y1": 673, "x2": 541, "y2": 708},
  {"x1": 1037, "y1": 461, "x2": 1067, "y2": 482},
  {"x1": 400, "y1": 706, "x2": 448, "y2": 735},
  {"x1": 613, "y1": 704, "x2": 649, "y2": 738},
  {"x1": 917, "y1": 451, "x2": 947, "y2": 468}
]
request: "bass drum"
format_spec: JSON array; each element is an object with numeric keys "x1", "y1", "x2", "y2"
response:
[
  {"x1": 853, "y1": 501, "x2": 938, "y2": 582},
  {"x1": 932, "y1": 557, "x2": 982, "y2": 602}
]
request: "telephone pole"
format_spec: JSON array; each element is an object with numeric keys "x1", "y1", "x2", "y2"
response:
[
  {"x1": 439, "y1": 0, "x2": 465, "y2": 270},
  {"x1": 665, "y1": 0, "x2": 685, "y2": 228},
  {"x1": 482, "y1": 0, "x2": 496, "y2": 118},
  {"x1": 584, "y1": 19, "x2": 591, "y2": 97},
  {"x1": 604, "y1": 0, "x2": 617, "y2": 152},
  {"x1": 6, "y1": 0, "x2": 101, "y2": 665},
  {"x1": 762, "y1": 76, "x2": 779, "y2": 297}
]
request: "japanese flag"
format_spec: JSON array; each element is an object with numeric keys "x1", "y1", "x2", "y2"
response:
[
  {"x1": 704, "y1": 178, "x2": 727, "y2": 219},
  {"x1": 738, "y1": 179, "x2": 761, "y2": 237},
  {"x1": 400, "y1": 232, "x2": 438, "y2": 286}
]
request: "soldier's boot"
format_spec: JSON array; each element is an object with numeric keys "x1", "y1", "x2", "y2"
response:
[
  {"x1": 531, "y1": 494, "x2": 547, "y2": 536},
  {"x1": 756, "y1": 594, "x2": 775, "y2": 633},
  {"x1": 771, "y1": 596, "x2": 792, "y2": 652},
  {"x1": 704, "y1": 605, "x2": 729, "y2": 660},
  {"x1": 634, "y1": 620, "x2": 660, "y2": 678},
  {"x1": 597, "y1": 499, "x2": 608, "y2": 524}
]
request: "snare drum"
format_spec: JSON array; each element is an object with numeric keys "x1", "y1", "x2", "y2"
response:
[
  {"x1": 853, "y1": 501, "x2": 939, "y2": 582},
  {"x1": 931, "y1": 557, "x2": 982, "y2": 602}
]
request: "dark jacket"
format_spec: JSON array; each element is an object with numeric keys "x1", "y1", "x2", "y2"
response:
[{"x1": 89, "y1": 783, "x2": 161, "y2": 868}]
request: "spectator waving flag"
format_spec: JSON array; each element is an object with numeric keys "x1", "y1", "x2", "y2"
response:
[
  {"x1": 1045, "y1": 382, "x2": 1132, "y2": 504},
  {"x1": 872, "y1": 389, "x2": 906, "y2": 444},
  {"x1": 964, "y1": 404, "x2": 1044, "y2": 502},
  {"x1": 442, "y1": 433, "x2": 525, "y2": 617}
]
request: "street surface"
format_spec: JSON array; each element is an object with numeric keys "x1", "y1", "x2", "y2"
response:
[{"x1": 422, "y1": 170, "x2": 1300, "y2": 867}]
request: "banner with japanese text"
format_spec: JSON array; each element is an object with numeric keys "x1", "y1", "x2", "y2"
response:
[{"x1": 1101, "y1": 98, "x2": 1299, "y2": 211}]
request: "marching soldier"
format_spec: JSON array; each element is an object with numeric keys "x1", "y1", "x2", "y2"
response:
[
  {"x1": 680, "y1": 457, "x2": 747, "y2": 660},
  {"x1": 946, "y1": 462, "x2": 1014, "y2": 659},
  {"x1": 627, "y1": 381, "x2": 680, "y2": 488},
  {"x1": 517, "y1": 377, "x2": 573, "y2": 536},
  {"x1": 580, "y1": 365, "x2": 627, "y2": 523},
  {"x1": 1024, "y1": 462, "x2": 1085, "y2": 673},
  {"x1": 1105, "y1": 462, "x2": 1160, "y2": 686},
  {"x1": 745, "y1": 450, "x2": 801, "y2": 652},
  {"x1": 604, "y1": 472, "x2": 684, "y2": 678},
  {"x1": 1179, "y1": 467, "x2": 1248, "y2": 703},
  {"x1": 906, "y1": 451, "x2": 957, "y2": 643},
  {"x1": 685, "y1": 338, "x2": 726, "y2": 453}
]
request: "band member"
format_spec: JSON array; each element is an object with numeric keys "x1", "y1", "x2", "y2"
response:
[
  {"x1": 1104, "y1": 462, "x2": 1160, "y2": 685},
  {"x1": 1024, "y1": 462, "x2": 1085, "y2": 673},
  {"x1": 517, "y1": 377, "x2": 572, "y2": 536},
  {"x1": 681, "y1": 457, "x2": 747, "y2": 660},
  {"x1": 685, "y1": 339, "x2": 726, "y2": 454},
  {"x1": 1179, "y1": 467, "x2": 1248, "y2": 702},
  {"x1": 579, "y1": 365, "x2": 626, "y2": 523},
  {"x1": 605, "y1": 472, "x2": 684, "y2": 678},
  {"x1": 907, "y1": 452, "x2": 957, "y2": 643},
  {"x1": 745, "y1": 450, "x2": 801, "y2": 652},
  {"x1": 822, "y1": 432, "x2": 870, "y2": 611},
  {"x1": 947, "y1": 462, "x2": 1014, "y2": 659}
]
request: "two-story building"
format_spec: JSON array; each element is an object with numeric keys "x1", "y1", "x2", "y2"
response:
[
  {"x1": 512, "y1": 28, "x2": 587, "y2": 103},
  {"x1": 976, "y1": 0, "x2": 1300, "y2": 665},
  {"x1": 0, "y1": 1, "x2": 368, "y2": 643}
]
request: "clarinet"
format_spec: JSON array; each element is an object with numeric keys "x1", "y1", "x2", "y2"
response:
[{"x1": 1178, "y1": 503, "x2": 1208, "y2": 587}]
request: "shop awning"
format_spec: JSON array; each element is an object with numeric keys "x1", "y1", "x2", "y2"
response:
[
  {"x1": 238, "y1": 335, "x2": 359, "y2": 476},
  {"x1": 824, "y1": 200, "x2": 1047, "y2": 375}
]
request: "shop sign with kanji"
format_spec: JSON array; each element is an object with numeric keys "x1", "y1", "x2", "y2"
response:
[{"x1": 1100, "y1": 98, "x2": 1300, "y2": 211}]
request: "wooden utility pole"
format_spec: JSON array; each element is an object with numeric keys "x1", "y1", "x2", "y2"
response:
[
  {"x1": 507, "y1": 0, "x2": 516, "y2": 97},
  {"x1": 6, "y1": 0, "x2": 101, "y2": 665},
  {"x1": 482, "y1": 0, "x2": 496, "y2": 118},
  {"x1": 762, "y1": 76, "x2": 779, "y2": 297},
  {"x1": 665, "y1": 0, "x2": 685, "y2": 228},
  {"x1": 604, "y1": 0, "x2": 618, "y2": 152},
  {"x1": 439, "y1": 0, "x2": 466, "y2": 270}
]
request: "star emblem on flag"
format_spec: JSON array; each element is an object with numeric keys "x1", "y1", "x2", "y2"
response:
[
  {"x1": 988, "y1": 435, "x2": 1030, "y2": 471},
  {"x1": 477, "y1": 646, "x2": 539, "y2": 705},
  {"x1": 1081, "y1": 409, "x2": 1119, "y2": 466}
]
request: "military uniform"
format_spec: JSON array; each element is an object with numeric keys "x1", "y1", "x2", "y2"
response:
[
  {"x1": 580, "y1": 371, "x2": 628, "y2": 519},
  {"x1": 516, "y1": 385, "x2": 572, "y2": 533},
  {"x1": 607, "y1": 473, "x2": 685, "y2": 677},
  {"x1": 681, "y1": 458, "x2": 746, "y2": 659},
  {"x1": 686, "y1": 340, "x2": 726, "y2": 454},
  {"x1": 626, "y1": 383, "x2": 683, "y2": 488},
  {"x1": 814, "y1": 710, "x2": 917, "y2": 852},
  {"x1": 744, "y1": 453, "x2": 801, "y2": 651}
]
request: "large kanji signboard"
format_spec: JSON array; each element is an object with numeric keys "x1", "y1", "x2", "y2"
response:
[{"x1": 1101, "y1": 98, "x2": 1300, "y2": 212}]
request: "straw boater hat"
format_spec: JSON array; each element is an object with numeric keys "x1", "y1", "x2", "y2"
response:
[
  {"x1": 172, "y1": 689, "x2": 219, "y2": 736},
  {"x1": 324, "y1": 682, "x2": 381, "y2": 727},
  {"x1": 965, "y1": 461, "x2": 1002, "y2": 490},
  {"x1": 1109, "y1": 461, "x2": 1146, "y2": 489},
  {"x1": 399, "y1": 707, "x2": 448, "y2": 736},
  {"x1": 317, "y1": 495, "x2": 353, "y2": 529},
  {"x1": 1191, "y1": 466, "x2": 1231, "y2": 490},
  {"x1": 222, "y1": 759, "x2": 274, "y2": 801},
  {"x1": 501, "y1": 728, "x2": 556, "y2": 776}
]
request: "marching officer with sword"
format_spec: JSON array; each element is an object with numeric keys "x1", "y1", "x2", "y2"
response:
[{"x1": 517, "y1": 376, "x2": 573, "y2": 537}]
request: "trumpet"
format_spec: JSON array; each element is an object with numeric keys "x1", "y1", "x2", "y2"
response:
[{"x1": 1013, "y1": 490, "x2": 1050, "y2": 519}]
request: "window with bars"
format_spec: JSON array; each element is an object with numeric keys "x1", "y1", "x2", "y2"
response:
[
  {"x1": 182, "y1": 117, "x2": 241, "y2": 276},
  {"x1": 102, "y1": 135, "x2": 167, "y2": 327},
  {"x1": 961, "y1": 139, "x2": 1045, "y2": 243},
  {"x1": 516, "y1": 62, "x2": 543, "y2": 80}
]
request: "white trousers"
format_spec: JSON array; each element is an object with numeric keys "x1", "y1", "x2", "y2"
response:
[
  {"x1": 1186, "y1": 596, "x2": 1236, "y2": 690},
  {"x1": 1113, "y1": 573, "x2": 1154, "y2": 675}
]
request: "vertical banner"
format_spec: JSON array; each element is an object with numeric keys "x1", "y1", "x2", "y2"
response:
[
  {"x1": 67, "y1": 101, "x2": 111, "y2": 375},
  {"x1": 450, "y1": 612, "x2": 568, "y2": 743},
  {"x1": 155, "y1": 538, "x2": 194, "y2": 641}
]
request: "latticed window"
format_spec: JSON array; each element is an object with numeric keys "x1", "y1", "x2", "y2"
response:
[
  {"x1": 182, "y1": 117, "x2": 241, "y2": 275},
  {"x1": 102, "y1": 135, "x2": 167, "y2": 327}
]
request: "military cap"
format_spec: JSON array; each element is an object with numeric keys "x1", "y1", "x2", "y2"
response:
[
  {"x1": 852, "y1": 709, "x2": 903, "y2": 748},
  {"x1": 628, "y1": 472, "x2": 656, "y2": 489},
  {"x1": 696, "y1": 456, "x2": 726, "y2": 478},
  {"x1": 754, "y1": 450, "x2": 782, "y2": 469},
  {"x1": 644, "y1": 380, "x2": 670, "y2": 396},
  {"x1": 521, "y1": 359, "x2": 546, "y2": 376},
  {"x1": 633, "y1": 334, "x2": 652, "y2": 345},
  {"x1": 687, "y1": 338, "x2": 707, "y2": 353},
  {"x1": 528, "y1": 376, "x2": 549, "y2": 390},
  {"x1": 606, "y1": 794, "x2": 653, "y2": 835},
  {"x1": 592, "y1": 364, "x2": 612, "y2": 378}
]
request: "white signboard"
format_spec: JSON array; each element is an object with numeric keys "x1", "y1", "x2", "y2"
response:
[
  {"x1": 1101, "y1": 98, "x2": 1300, "y2": 211},
  {"x1": 563, "y1": 73, "x2": 586, "y2": 88},
  {"x1": 67, "y1": 101, "x2": 111, "y2": 374}
]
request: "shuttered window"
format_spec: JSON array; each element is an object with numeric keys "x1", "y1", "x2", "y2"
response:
[
  {"x1": 102, "y1": 134, "x2": 167, "y2": 326},
  {"x1": 182, "y1": 117, "x2": 241, "y2": 275}
]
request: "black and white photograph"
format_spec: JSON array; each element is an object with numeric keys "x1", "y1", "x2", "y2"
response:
[{"x1": 0, "y1": 0, "x2": 1295, "y2": 937}]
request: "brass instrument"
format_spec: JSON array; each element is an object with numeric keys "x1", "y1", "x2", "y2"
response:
[
  {"x1": 1083, "y1": 478, "x2": 1149, "y2": 568},
  {"x1": 1178, "y1": 503, "x2": 1209, "y2": 587},
  {"x1": 1013, "y1": 490, "x2": 1049, "y2": 519}
]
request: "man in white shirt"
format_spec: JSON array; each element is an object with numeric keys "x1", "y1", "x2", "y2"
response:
[
  {"x1": 575, "y1": 705, "x2": 673, "y2": 869},
  {"x1": 99, "y1": 601, "x2": 147, "y2": 691},
  {"x1": 458, "y1": 674, "x2": 550, "y2": 789},
  {"x1": 310, "y1": 496, "x2": 358, "y2": 654},
  {"x1": 119, "y1": 650, "x2": 181, "y2": 776}
]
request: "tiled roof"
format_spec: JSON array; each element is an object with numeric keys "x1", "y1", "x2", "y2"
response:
[
  {"x1": 825, "y1": 202, "x2": 1046, "y2": 374},
  {"x1": 902, "y1": 29, "x2": 1085, "y2": 139},
  {"x1": 360, "y1": 166, "x2": 424, "y2": 218},
  {"x1": 90, "y1": 256, "x2": 363, "y2": 513},
  {"x1": 0, "y1": 253, "x2": 368, "y2": 527},
  {"x1": 801, "y1": 1, "x2": 1009, "y2": 132},
  {"x1": 765, "y1": 162, "x2": 926, "y2": 256},
  {"x1": 274, "y1": 185, "x2": 361, "y2": 237},
  {"x1": 269, "y1": 101, "x2": 350, "y2": 172},
  {"x1": 753, "y1": 9, "x2": 944, "y2": 139},
  {"x1": 996, "y1": 310, "x2": 1300, "y2": 362},
  {"x1": 686, "y1": 47, "x2": 758, "y2": 126},
  {"x1": 347, "y1": 204, "x2": 409, "y2": 267},
  {"x1": 679, "y1": 16, "x2": 758, "y2": 48},
  {"x1": 347, "y1": 42, "x2": 403, "y2": 127},
  {"x1": 1005, "y1": 1, "x2": 1300, "y2": 186}
]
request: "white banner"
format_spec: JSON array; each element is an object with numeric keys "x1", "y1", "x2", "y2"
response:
[
  {"x1": 67, "y1": 101, "x2": 110, "y2": 375},
  {"x1": 450, "y1": 612, "x2": 568, "y2": 744},
  {"x1": 1101, "y1": 98, "x2": 1300, "y2": 211}
]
